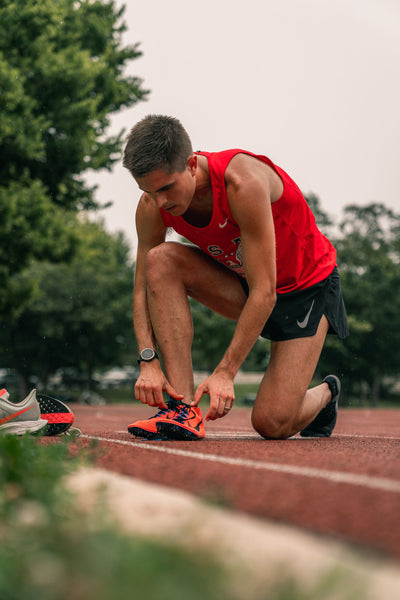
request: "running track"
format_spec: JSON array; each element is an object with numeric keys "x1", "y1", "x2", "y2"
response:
[{"x1": 65, "y1": 403, "x2": 400, "y2": 560}]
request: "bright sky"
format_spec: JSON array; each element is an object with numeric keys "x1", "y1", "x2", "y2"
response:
[{"x1": 86, "y1": 0, "x2": 400, "y2": 254}]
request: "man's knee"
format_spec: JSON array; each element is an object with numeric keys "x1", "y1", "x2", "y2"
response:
[
  {"x1": 251, "y1": 405, "x2": 295, "y2": 440},
  {"x1": 146, "y1": 242, "x2": 181, "y2": 283}
]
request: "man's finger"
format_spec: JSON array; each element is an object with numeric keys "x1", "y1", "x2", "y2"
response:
[
  {"x1": 191, "y1": 384, "x2": 207, "y2": 407},
  {"x1": 205, "y1": 394, "x2": 221, "y2": 421},
  {"x1": 154, "y1": 388, "x2": 168, "y2": 409},
  {"x1": 165, "y1": 383, "x2": 184, "y2": 403}
]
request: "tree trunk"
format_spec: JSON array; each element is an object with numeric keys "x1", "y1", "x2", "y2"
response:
[{"x1": 371, "y1": 372, "x2": 381, "y2": 407}]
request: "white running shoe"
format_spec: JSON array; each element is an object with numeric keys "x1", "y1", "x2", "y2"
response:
[{"x1": 0, "y1": 388, "x2": 48, "y2": 435}]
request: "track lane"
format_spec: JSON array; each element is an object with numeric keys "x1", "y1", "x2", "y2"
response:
[{"x1": 65, "y1": 403, "x2": 400, "y2": 559}]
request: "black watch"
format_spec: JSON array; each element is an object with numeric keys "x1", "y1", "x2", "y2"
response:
[{"x1": 137, "y1": 348, "x2": 159, "y2": 364}]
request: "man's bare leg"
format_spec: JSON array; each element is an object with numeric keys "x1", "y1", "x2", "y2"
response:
[
  {"x1": 252, "y1": 316, "x2": 332, "y2": 439},
  {"x1": 145, "y1": 242, "x2": 247, "y2": 403}
]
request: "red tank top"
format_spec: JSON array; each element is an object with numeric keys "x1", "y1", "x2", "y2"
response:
[{"x1": 160, "y1": 149, "x2": 337, "y2": 293}]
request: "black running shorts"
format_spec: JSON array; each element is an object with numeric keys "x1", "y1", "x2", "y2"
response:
[{"x1": 238, "y1": 267, "x2": 349, "y2": 342}]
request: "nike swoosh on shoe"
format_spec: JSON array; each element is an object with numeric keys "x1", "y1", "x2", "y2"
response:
[{"x1": 0, "y1": 406, "x2": 33, "y2": 425}]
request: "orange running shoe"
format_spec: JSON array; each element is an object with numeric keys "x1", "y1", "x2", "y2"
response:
[
  {"x1": 156, "y1": 403, "x2": 205, "y2": 441},
  {"x1": 128, "y1": 399, "x2": 184, "y2": 440}
]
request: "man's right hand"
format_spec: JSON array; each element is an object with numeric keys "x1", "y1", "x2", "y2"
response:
[{"x1": 134, "y1": 362, "x2": 184, "y2": 409}]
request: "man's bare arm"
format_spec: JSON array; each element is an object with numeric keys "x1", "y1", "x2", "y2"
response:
[
  {"x1": 133, "y1": 195, "x2": 184, "y2": 408},
  {"x1": 193, "y1": 155, "x2": 278, "y2": 419}
]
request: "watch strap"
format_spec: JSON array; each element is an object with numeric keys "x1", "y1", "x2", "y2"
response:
[{"x1": 137, "y1": 348, "x2": 159, "y2": 364}]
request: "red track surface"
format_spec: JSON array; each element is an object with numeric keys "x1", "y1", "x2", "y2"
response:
[{"x1": 67, "y1": 403, "x2": 400, "y2": 560}]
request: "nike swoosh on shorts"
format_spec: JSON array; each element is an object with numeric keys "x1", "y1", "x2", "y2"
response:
[{"x1": 297, "y1": 299, "x2": 315, "y2": 328}]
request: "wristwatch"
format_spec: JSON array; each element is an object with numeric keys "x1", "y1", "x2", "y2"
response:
[{"x1": 137, "y1": 348, "x2": 159, "y2": 364}]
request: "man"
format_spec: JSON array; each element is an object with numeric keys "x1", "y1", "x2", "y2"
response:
[{"x1": 123, "y1": 115, "x2": 348, "y2": 441}]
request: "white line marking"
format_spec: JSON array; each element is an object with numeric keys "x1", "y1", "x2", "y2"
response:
[
  {"x1": 335, "y1": 433, "x2": 400, "y2": 441},
  {"x1": 81, "y1": 435, "x2": 400, "y2": 494}
]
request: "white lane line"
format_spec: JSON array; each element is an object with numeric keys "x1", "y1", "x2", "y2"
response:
[
  {"x1": 335, "y1": 433, "x2": 400, "y2": 441},
  {"x1": 81, "y1": 434, "x2": 400, "y2": 494}
]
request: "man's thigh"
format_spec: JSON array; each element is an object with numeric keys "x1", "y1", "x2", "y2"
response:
[
  {"x1": 253, "y1": 315, "x2": 330, "y2": 417},
  {"x1": 156, "y1": 241, "x2": 247, "y2": 321}
]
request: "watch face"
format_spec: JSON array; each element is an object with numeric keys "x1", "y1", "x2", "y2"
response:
[{"x1": 141, "y1": 348, "x2": 155, "y2": 361}]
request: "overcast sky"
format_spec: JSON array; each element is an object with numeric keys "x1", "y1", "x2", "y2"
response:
[{"x1": 86, "y1": 0, "x2": 400, "y2": 254}]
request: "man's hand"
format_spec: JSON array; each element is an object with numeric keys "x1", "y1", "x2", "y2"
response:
[
  {"x1": 191, "y1": 371, "x2": 235, "y2": 421},
  {"x1": 135, "y1": 362, "x2": 184, "y2": 409}
]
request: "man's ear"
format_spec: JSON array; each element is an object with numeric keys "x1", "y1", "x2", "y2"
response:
[{"x1": 187, "y1": 154, "x2": 197, "y2": 173}]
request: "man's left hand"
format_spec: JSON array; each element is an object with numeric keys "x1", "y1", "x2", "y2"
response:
[{"x1": 191, "y1": 372, "x2": 235, "y2": 421}]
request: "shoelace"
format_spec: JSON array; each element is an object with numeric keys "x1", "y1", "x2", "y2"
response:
[
  {"x1": 149, "y1": 402, "x2": 182, "y2": 420},
  {"x1": 149, "y1": 408, "x2": 170, "y2": 420},
  {"x1": 174, "y1": 404, "x2": 193, "y2": 424}
]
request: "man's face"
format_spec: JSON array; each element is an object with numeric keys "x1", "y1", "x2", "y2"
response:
[{"x1": 136, "y1": 157, "x2": 197, "y2": 216}]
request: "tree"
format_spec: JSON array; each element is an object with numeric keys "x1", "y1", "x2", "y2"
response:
[
  {"x1": 0, "y1": 220, "x2": 136, "y2": 396},
  {"x1": 0, "y1": 0, "x2": 148, "y2": 313},
  {"x1": 305, "y1": 192, "x2": 335, "y2": 233},
  {"x1": 0, "y1": 179, "x2": 78, "y2": 318},
  {"x1": 190, "y1": 301, "x2": 270, "y2": 373},
  {"x1": 319, "y1": 203, "x2": 400, "y2": 405}
]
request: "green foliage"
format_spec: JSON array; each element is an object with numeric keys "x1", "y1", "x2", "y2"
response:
[
  {"x1": 0, "y1": 0, "x2": 147, "y2": 206},
  {"x1": 0, "y1": 220, "x2": 136, "y2": 393},
  {"x1": 0, "y1": 0, "x2": 147, "y2": 315},
  {"x1": 319, "y1": 203, "x2": 400, "y2": 404},
  {"x1": 0, "y1": 433, "x2": 77, "y2": 512},
  {"x1": 0, "y1": 179, "x2": 78, "y2": 316},
  {"x1": 190, "y1": 301, "x2": 236, "y2": 371},
  {"x1": 190, "y1": 301, "x2": 270, "y2": 372}
]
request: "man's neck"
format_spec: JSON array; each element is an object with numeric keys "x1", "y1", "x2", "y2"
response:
[{"x1": 182, "y1": 156, "x2": 213, "y2": 227}]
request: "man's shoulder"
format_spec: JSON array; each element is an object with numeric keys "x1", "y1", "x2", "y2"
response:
[{"x1": 225, "y1": 151, "x2": 276, "y2": 182}]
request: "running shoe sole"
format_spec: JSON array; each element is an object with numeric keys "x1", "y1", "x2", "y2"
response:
[
  {"x1": 0, "y1": 419, "x2": 48, "y2": 436},
  {"x1": 156, "y1": 421, "x2": 205, "y2": 441},
  {"x1": 37, "y1": 394, "x2": 75, "y2": 436},
  {"x1": 127, "y1": 425, "x2": 164, "y2": 440}
]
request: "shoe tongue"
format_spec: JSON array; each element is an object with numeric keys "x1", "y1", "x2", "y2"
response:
[
  {"x1": 167, "y1": 396, "x2": 187, "y2": 409},
  {"x1": 0, "y1": 388, "x2": 10, "y2": 401},
  {"x1": 167, "y1": 397, "x2": 180, "y2": 408}
]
